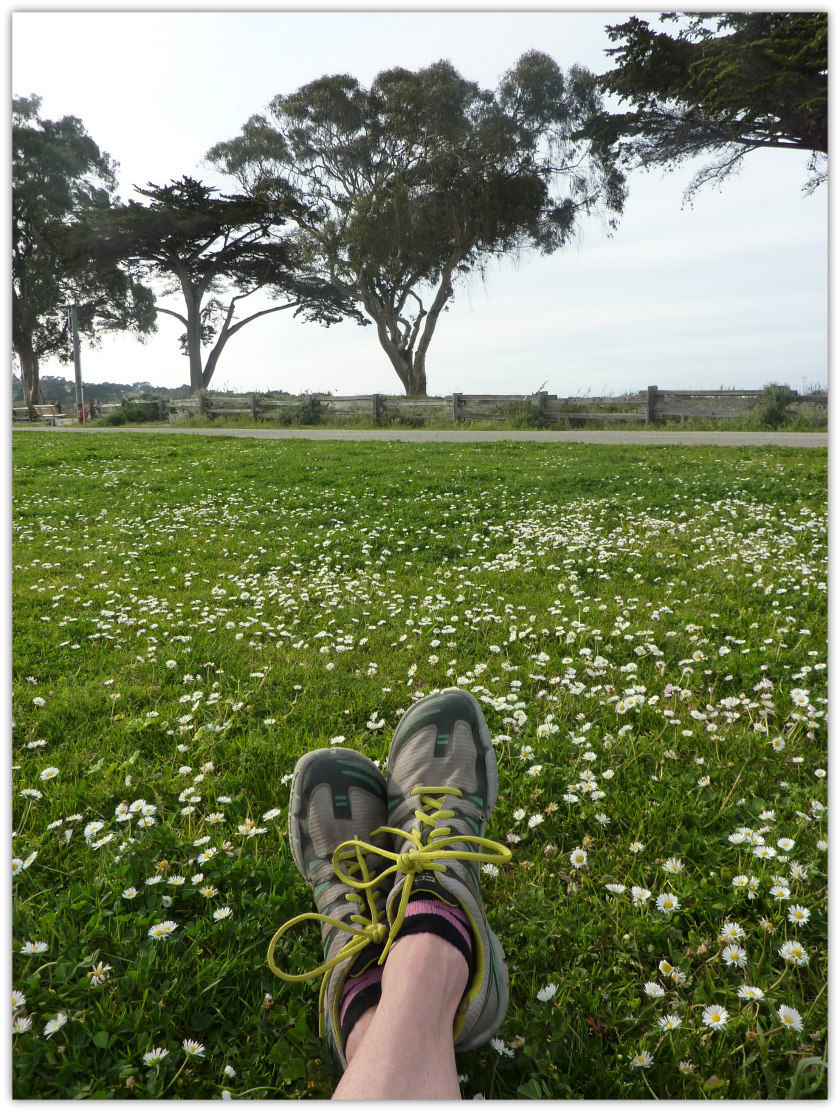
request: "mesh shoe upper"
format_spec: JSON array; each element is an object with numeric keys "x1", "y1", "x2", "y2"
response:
[
  {"x1": 379, "y1": 689, "x2": 511, "y2": 1050},
  {"x1": 270, "y1": 748, "x2": 392, "y2": 1069}
]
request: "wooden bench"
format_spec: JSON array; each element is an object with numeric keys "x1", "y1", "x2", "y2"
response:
[{"x1": 12, "y1": 404, "x2": 63, "y2": 425}]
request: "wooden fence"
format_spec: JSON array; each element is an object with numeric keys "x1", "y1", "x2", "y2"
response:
[
  {"x1": 13, "y1": 387, "x2": 828, "y2": 426},
  {"x1": 164, "y1": 386, "x2": 827, "y2": 426}
]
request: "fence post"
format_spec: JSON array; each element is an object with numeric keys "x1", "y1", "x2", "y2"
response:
[
  {"x1": 533, "y1": 390, "x2": 548, "y2": 421},
  {"x1": 452, "y1": 393, "x2": 463, "y2": 422},
  {"x1": 372, "y1": 393, "x2": 384, "y2": 422},
  {"x1": 197, "y1": 390, "x2": 207, "y2": 418},
  {"x1": 645, "y1": 385, "x2": 659, "y2": 425},
  {"x1": 157, "y1": 397, "x2": 166, "y2": 421},
  {"x1": 250, "y1": 393, "x2": 259, "y2": 420}
]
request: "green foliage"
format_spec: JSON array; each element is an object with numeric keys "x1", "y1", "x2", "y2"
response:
[
  {"x1": 209, "y1": 54, "x2": 626, "y2": 395},
  {"x1": 76, "y1": 177, "x2": 364, "y2": 393},
  {"x1": 12, "y1": 374, "x2": 194, "y2": 406},
  {"x1": 753, "y1": 384, "x2": 798, "y2": 429},
  {"x1": 12, "y1": 95, "x2": 156, "y2": 405},
  {"x1": 586, "y1": 13, "x2": 827, "y2": 200},
  {"x1": 505, "y1": 401, "x2": 549, "y2": 429},
  {"x1": 272, "y1": 398, "x2": 322, "y2": 427},
  {"x1": 98, "y1": 401, "x2": 161, "y2": 426},
  {"x1": 12, "y1": 432, "x2": 827, "y2": 1098}
]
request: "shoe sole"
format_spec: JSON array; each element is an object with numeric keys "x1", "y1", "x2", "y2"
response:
[
  {"x1": 387, "y1": 687, "x2": 498, "y2": 821},
  {"x1": 287, "y1": 747, "x2": 386, "y2": 879}
]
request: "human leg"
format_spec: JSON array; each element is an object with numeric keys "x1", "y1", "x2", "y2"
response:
[
  {"x1": 336, "y1": 688, "x2": 512, "y2": 1097},
  {"x1": 270, "y1": 690, "x2": 512, "y2": 1097},
  {"x1": 334, "y1": 932, "x2": 469, "y2": 1100}
]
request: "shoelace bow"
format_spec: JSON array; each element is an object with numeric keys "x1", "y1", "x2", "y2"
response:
[
  {"x1": 336, "y1": 786, "x2": 512, "y2": 964},
  {"x1": 267, "y1": 785, "x2": 512, "y2": 1028}
]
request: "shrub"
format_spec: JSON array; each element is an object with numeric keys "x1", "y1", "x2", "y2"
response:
[
  {"x1": 506, "y1": 400, "x2": 547, "y2": 429},
  {"x1": 389, "y1": 412, "x2": 425, "y2": 429},
  {"x1": 753, "y1": 383, "x2": 798, "y2": 429},
  {"x1": 98, "y1": 401, "x2": 160, "y2": 426}
]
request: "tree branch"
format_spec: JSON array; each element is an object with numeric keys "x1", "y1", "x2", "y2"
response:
[
  {"x1": 225, "y1": 300, "x2": 301, "y2": 337},
  {"x1": 155, "y1": 305, "x2": 188, "y2": 326}
]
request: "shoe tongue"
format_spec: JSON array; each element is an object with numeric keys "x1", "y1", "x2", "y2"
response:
[{"x1": 409, "y1": 870, "x2": 454, "y2": 903}]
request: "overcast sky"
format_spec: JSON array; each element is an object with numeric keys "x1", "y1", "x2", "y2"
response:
[{"x1": 12, "y1": 8, "x2": 828, "y2": 398}]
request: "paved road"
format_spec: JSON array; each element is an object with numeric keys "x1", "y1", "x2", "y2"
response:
[{"x1": 17, "y1": 425, "x2": 828, "y2": 448}]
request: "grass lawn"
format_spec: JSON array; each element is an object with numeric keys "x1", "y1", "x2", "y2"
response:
[{"x1": 12, "y1": 431, "x2": 827, "y2": 1099}]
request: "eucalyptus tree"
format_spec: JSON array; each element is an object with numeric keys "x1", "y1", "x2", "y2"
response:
[
  {"x1": 78, "y1": 176, "x2": 364, "y2": 392},
  {"x1": 208, "y1": 52, "x2": 626, "y2": 396},
  {"x1": 12, "y1": 95, "x2": 155, "y2": 407},
  {"x1": 586, "y1": 12, "x2": 828, "y2": 201}
]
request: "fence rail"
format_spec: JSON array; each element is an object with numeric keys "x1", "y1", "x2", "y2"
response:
[{"x1": 13, "y1": 387, "x2": 828, "y2": 427}]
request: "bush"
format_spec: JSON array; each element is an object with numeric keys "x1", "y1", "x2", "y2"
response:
[
  {"x1": 505, "y1": 400, "x2": 547, "y2": 429},
  {"x1": 753, "y1": 383, "x2": 798, "y2": 429},
  {"x1": 98, "y1": 401, "x2": 160, "y2": 426},
  {"x1": 268, "y1": 398, "x2": 322, "y2": 427}
]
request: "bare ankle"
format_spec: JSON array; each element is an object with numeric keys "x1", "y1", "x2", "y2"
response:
[{"x1": 381, "y1": 931, "x2": 469, "y2": 1016}]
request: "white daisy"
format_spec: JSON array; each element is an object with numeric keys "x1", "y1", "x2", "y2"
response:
[
  {"x1": 630, "y1": 1049, "x2": 653, "y2": 1068},
  {"x1": 143, "y1": 1046, "x2": 169, "y2": 1065},
  {"x1": 787, "y1": 904, "x2": 810, "y2": 925},
  {"x1": 656, "y1": 893, "x2": 680, "y2": 914},
  {"x1": 147, "y1": 920, "x2": 178, "y2": 941},
  {"x1": 737, "y1": 985, "x2": 765, "y2": 1001},
  {"x1": 777, "y1": 1004, "x2": 803, "y2": 1033},
  {"x1": 702, "y1": 1005, "x2": 729, "y2": 1031},
  {"x1": 43, "y1": 1012, "x2": 68, "y2": 1038}
]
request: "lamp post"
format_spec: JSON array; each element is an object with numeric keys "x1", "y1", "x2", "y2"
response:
[{"x1": 67, "y1": 304, "x2": 85, "y2": 422}]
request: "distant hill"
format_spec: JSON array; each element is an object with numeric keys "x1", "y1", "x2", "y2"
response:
[
  {"x1": 11, "y1": 376, "x2": 300, "y2": 404},
  {"x1": 12, "y1": 375, "x2": 193, "y2": 404}
]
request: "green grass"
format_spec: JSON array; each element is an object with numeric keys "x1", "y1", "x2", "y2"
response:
[
  {"x1": 12, "y1": 431, "x2": 827, "y2": 1098},
  {"x1": 85, "y1": 394, "x2": 827, "y2": 434},
  {"x1": 139, "y1": 409, "x2": 825, "y2": 433}
]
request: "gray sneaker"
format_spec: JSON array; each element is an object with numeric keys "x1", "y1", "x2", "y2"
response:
[
  {"x1": 382, "y1": 689, "x2": 511, "y2": 1052},
  {"x1": 271, "y1": 748, "x2": 392, "y2": 1070}
]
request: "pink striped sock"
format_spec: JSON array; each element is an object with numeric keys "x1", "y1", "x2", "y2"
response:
[
  {"x1": 339, "y1": 961, "x2": 384, "y2": 1045},
  {"x1": 397, "y1": 893, "x2": 475, "y2": 972}
]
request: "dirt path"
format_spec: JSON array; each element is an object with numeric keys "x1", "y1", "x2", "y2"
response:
[{"x1": 17, "y1": 425, "x2": 828, "y2": 448}]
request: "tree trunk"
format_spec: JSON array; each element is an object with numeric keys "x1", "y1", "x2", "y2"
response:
[
  {"x1": 16, "y1": 340, "x2": 43, "y2": 409},
  {"x1": 379, "y1": 343, "x2": 427, "y2": 396},
  {"x1": 403, "y1": 357, "x2": 427, "y2": 396},
  {"x1": 360, "y1": 288, "x2": 428, "y2": 396},
  {"x1": 181, "y1": 283, "x2": 205, "y2": 393},
  {"x1": 202, "y1": 336, "x2": 228, "y2": 390}
]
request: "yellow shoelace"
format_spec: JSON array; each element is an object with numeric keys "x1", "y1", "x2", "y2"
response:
[
  {"x1": 266, "y1": 837, "x2": 389, "y2": 1036},
  {"x1": 267, "y1": 786, "x2": 511, "y2": 1033},
  {"x1": 333, "y1": 787, "x2": 512, "y2": 963}
]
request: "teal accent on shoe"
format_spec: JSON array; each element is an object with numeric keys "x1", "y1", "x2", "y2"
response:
[
  {"x1": 466, "y1": 793, "x2": 484, "y2": 806},
  {"x1": 484, "y1": 937, "x2": 498, "y2": 1007},
  {"x1": 409, "y1": 701, "x2": 447, "y2": 723},
  {"x1": 462, "y1": 814, "x2": 481, "y2": 835},
  {"x1": 313, "y1": 880, "x2": 331, "y2": 898},
  {"x1": 339, "y1": 767, "x2": 386, "y2": 795},
  {"x1": 308, "y1": 859, "x2": 325, "y2": 872}
]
